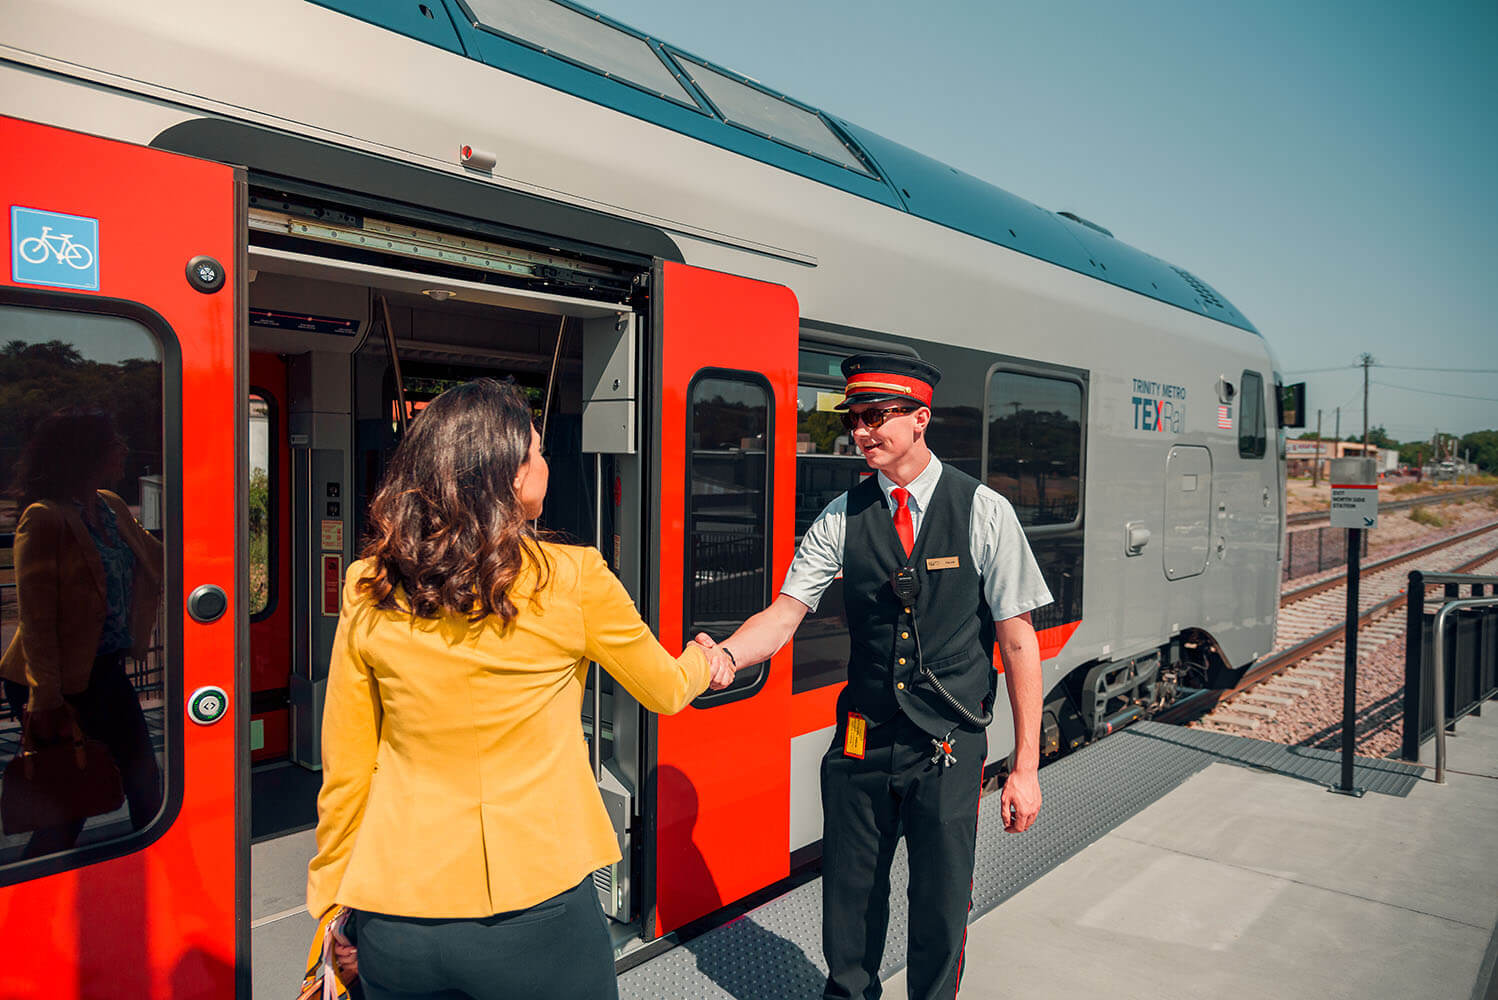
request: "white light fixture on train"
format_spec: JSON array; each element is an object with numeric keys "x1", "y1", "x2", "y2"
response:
[{"x1": 459, "y1": 144, "x2": 497, "y2": 172}]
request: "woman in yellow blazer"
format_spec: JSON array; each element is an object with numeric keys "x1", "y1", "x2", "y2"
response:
[
  {"x1": 2, "y1": 410, "x2": 164, "y2": 858},
  {"x1": 307, "y1": 379, "x2": 723, "y2": 1000}
]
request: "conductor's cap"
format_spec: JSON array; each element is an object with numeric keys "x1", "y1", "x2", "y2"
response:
[{"x1": 836, "y1": 354, "x2": 941, "y2": 410}]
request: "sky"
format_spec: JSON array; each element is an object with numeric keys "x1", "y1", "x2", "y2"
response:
[{"x1": 586, "y1": 0, "x2": 1497, "y2": 444}]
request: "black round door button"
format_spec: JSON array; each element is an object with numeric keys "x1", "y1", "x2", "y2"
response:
[
  {"x1": 185, "y1": 255, "x2": 226, "y2": 293},
  {"x1": 188, "y1": 584, "x2": 228, "y2": 624}
]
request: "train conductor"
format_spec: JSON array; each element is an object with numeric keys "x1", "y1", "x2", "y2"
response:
[{"x1": 701, "y1": 353, "x2": 1052, "y2": 1000}]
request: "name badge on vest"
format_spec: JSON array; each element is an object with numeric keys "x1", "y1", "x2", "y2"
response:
[
  {"x1": 925, "y1": 556, "x2": 959, "y2": 571},
  {"x1": 844, "y1": 712, "x2": 867, "y2": 759}
]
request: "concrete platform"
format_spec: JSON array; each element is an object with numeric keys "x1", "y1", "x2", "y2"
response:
[
  {"x1": 889, "y1": 704, "x2": 1498, "y2": 1000},
  {"x1": 250, "y1": 706, "x2": 1498, "y2": 999}
]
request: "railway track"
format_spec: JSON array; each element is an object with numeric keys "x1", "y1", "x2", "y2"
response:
[
  {"x1": 1285, "y1": 485, "x2": 1493, "y2": 526},
  {"x1": 1156, "y1": 519, "x2": 1498, "y2": 729}
]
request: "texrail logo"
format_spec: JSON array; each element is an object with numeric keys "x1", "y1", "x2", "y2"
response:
[{"x1": 1131, "y1": 378, "x2": 1187, "y2": 433}]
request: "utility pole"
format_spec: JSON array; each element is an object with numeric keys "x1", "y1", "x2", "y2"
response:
[
  {"x1": 1334, "y1": 407, "x2": 1341, "y2": 459},
  {"x1": 1360, "y1": 352, "x2": 1374, "y2": 461},
  {"x1": 1313, "y1": 409, "x2": 1323, "y2": 486}
]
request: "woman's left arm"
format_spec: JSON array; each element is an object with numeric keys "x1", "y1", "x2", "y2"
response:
[{"x1": 306, "y1": 568, "x2": 383, "y2": 917}]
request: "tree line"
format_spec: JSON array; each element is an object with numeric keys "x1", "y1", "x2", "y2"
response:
[{"x1": 1296, "y1": 425, "x2": 1497, "y2": 472}]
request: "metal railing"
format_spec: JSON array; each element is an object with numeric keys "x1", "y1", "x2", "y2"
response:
[
  {"x1": 0, "y1": 532, "x2": 164, "y2": 715},
  {"x1": 689, "y1": 530, "x2": 765, "y2": 621},
  {"x1": 1283, "y1": 524, "x2": 1370, "y2": 581},
  {"x1": 1402, "y1": 571, "x2": 1498, "y2": 780}
]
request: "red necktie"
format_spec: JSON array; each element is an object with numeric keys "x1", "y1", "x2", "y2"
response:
[{"x1": 890, "y1": 487, "x2": 914, "y2": 557}]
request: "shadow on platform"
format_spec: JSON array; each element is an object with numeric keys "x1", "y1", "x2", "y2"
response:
[{"x1": 1127, "y1": 723, "x2": 1422, "y2": 796}]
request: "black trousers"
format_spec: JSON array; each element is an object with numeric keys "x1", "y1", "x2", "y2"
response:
[
  {"x1": 351, "y1": 877, "x2": 619, "y2": 1000},
  {"x1": 4, "y1": 652, "x2": 163, "y2": 859},
  {"x1": 821, "y1": 712, "x2": 986, "y2": 1000}
]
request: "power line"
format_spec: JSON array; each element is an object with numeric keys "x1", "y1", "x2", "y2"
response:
[
  {"x1": 1284, "y1": 365, "x2": 1358, "y2": 375},
  {"x1": 1373, "y1": 364, "x2": 1498, "y2": 374},
  {"x1": 1371, "y1": 380, "x2": 1498, "y2": 402}
]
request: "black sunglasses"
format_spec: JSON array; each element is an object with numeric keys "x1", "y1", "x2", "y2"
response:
[{"x1": 840, "y1": 405, "x2": 917, "y2": 431}]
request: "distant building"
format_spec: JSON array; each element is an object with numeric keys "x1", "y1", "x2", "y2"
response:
[{"x1": 1286, "y1": 440, "x2": 1396, "y2": 479}]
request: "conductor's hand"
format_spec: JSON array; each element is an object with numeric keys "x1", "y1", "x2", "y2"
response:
[
  {"x1": 1000, "y1": 768, "x2": 1041, "y2": 833},
  {"x1": 692, "y1": 632, "x2": 737, "y2": 690}
]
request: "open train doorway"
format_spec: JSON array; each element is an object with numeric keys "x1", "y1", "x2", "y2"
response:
[{"x1": 242, "y1": 237, "x2": 650, "y2": 931}]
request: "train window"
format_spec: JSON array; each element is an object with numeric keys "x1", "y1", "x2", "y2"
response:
[
  {"x1": 464, "y1": 0, "x2": 698, "y2": 106},
  {"x1": 798, "y1": 348, "x2": 844, "y2": 380},
  {"x1": 985, "y1": 370, "x2": 1084, "y2": 528},
  {"x1": 248, "y1": 391, "x2": 274, "y2": 618},
  {"x1": 686, "y1": 374, "x2": 771, "y2": 705},
  {"x1": 0, "y1": 301, "x2": 173, "y2": 882},
  {"x1": 1239, "y1": 370, "x2": 1266, "y2": 459},
  {"x1": 673, "y1": 55, "x2": 872, "y2": 174},
  {"x1": 790, "y1": 384, "x2": 868, "y2": 694}
]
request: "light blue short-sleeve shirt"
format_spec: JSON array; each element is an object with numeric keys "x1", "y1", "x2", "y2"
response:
[{"x1": 780, "y1": 454, "x2": 1053, "y2": 621}]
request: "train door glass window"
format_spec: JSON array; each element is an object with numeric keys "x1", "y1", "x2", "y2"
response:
[
  {"x1": 1239, "y1": 370, "x2": 1266, "y2": 459},
  {"x1": 790, "y1": 382, "x2": 867, "y2": 693},
  {"x1": 0, "y1": 302, "x2": 173, "y2": 879},
  {"x1": 686, "y1": 374, "x2": 771, "y2": 702},
  {"x1": 248, "y1": 391, "x2": 273, "y2": 617},
  {"x1": 986, "y1": 370, "x2": 1084, "y2": 528},
  {"x1": 672, "y1": 56, "x2": 873, "y2": 174},
  {"x1": 465, "y1": 0, "x2": 698, "y2": 105}
]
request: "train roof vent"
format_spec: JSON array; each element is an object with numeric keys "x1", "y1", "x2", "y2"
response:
[
  {"x1": 464, "y1": 0, "x2": 698, "y2": 106},
  {"x1": 1057, "y1": 211, "x2": 1113, "y2": 237},
  {"x1": 671, "y1": 54, "x2": 875, "y2": 175},
  {"x1": 1171, "y1": 266, "x2": 1225, "y2": 311}
]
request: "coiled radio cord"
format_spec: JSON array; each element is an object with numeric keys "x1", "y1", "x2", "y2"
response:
[{"x1": 893, "y1": 566, "x2": 993, "y2": 729}]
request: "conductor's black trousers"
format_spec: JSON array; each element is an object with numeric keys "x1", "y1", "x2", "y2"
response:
[{"x1": 820, "y1": 711, "x2": 987, "y2": 1000}]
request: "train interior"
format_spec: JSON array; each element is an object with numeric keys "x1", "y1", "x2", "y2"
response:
[{"x1": 244, "y1": 230, "x2": 655, "y2": 938}]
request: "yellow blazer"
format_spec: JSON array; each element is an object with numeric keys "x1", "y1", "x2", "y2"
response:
[
  {"x1": 307, "y1": 543, "x2": 710, "y2": 918},
  {"x1": 1, "y1": 490, "x2": 163, "y2": 711}
]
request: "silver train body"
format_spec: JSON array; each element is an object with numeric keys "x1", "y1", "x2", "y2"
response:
[{"x1": 2, "y1": 0, "x2": 1285, "y2": 851}]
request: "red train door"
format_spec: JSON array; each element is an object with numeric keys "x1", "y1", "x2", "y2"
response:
[
  {"x1": 0, "y1": 117, "x2": 244, "y2": 997},
  {"x1": 648, "y1": 261, "x2": 799, "y2": 935}
]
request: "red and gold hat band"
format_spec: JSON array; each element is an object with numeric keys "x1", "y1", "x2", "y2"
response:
[{"x1": 842, "y1": 372, "x2": 933, "y2": 405}]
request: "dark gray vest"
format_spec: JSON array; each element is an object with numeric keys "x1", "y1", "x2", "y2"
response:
[{"x1": 839, "y1": 465, "x2": 996, "y2": 737}]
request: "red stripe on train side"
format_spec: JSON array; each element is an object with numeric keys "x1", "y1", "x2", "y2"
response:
[{"x1": 1034, "y1": 620, "x2": 1081, "y2": 664}]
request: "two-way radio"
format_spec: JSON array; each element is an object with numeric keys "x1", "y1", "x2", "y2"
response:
[{"x1": 890, "y1": 567, "x2": 993, "y2": 728}]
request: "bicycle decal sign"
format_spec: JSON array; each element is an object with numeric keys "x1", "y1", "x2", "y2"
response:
[{"x1": 11, "y1": 206, "x2": 100, "y2": 291}]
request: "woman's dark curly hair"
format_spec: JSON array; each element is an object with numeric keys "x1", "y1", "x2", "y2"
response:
[
  {"x1": 358, "y1": 378, "x2": 550, "y2": 625},
  {"x1": 12, "y1": 410, "x2": 119, "y2": 506}
]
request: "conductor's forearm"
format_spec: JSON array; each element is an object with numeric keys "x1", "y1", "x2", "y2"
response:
[
  {"x1": 998, "y1": 613, "x2": 1043, "y2": 774},
  {"x1": 720, "y1": 594, "x2": 809, "y2": 667}
]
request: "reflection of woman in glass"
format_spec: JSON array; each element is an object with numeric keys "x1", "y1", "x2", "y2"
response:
[{"x1": 1, "y1": 410, "x2": 163, "y2": 858}]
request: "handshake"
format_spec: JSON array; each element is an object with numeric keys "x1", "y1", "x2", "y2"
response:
[{"x1": 689, "y1": 632, "x2": 740, "y2": 690}]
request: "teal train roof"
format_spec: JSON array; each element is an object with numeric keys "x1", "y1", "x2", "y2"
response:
[{"x1": 313, "y1": 0, "x2": 1257, "y2": 335}]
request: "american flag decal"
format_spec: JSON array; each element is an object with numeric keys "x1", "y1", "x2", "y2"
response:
[{"x1": 1217, "y1": 405, "x2": 1232, "y2": 429}]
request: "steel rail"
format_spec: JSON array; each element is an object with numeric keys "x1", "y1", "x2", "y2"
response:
[
  {"x1": 1286, "y1": 486, "x2": 1493, "y2": 526},
  {"x1": 1155, "y1": 542, "x2": 1498, "y2": 727},
  {"x1": 1282, "y1": 519, "x2": 1498, "y2": 604}
]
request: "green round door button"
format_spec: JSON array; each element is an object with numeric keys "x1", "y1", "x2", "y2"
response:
[{"x1": 188, "y1": 686, "x2": 229, "y2": 725}]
